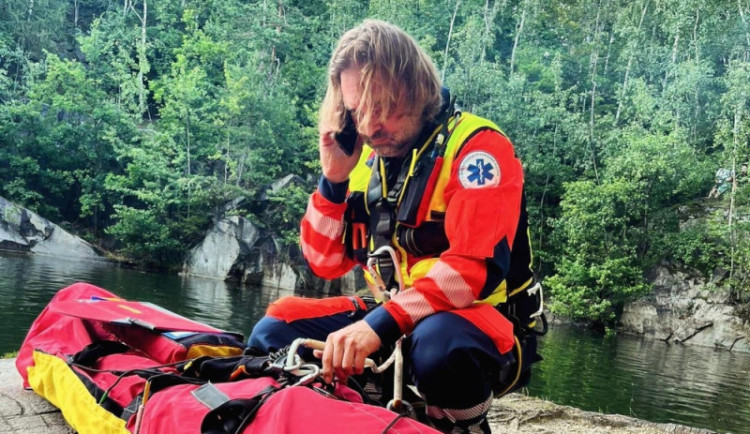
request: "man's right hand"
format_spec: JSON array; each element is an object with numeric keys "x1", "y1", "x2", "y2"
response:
[{"x1": 319, "y1": 130, "x2": 362, "y2": 184}]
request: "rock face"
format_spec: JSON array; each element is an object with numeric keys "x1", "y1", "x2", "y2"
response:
[
  {"x1": 182, "y1": 214, "x2": 364, "y2": 292},
  {"x1": 0, "y1": 196, "x2": 100, "y2": 260},
  {"x1": 183, "y1": 215, "x2": 291, "y2": 288},
  {"x1": 619, "y1": 262, "x2": 750, "y2": 353}
]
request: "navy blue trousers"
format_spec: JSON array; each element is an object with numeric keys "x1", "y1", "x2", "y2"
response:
[{"x1": 248, "y1": 306, "x2": 514, "y2": 430}]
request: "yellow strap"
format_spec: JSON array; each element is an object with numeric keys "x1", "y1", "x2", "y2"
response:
[
  {"x1": 496, "y1": 336, "x2": 523, "y2": 397},
  {"x1": 27, "y1": 351, "x2": 130, "y2": 434}
]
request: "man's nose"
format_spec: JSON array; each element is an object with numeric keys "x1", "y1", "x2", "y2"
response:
[{"x1": 358, "y1": 119, "x2": 382, "y2": 138}]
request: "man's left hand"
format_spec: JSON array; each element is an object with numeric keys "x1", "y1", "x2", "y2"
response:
[{"x1": 317, "y1": 320, "x2": 381, "y2": 384}]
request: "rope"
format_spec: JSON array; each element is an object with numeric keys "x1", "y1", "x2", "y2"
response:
[{"x1": 380, "y1": 413, "x2": 408, "y2": 434}]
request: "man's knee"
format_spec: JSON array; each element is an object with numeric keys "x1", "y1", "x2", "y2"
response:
[
  {"x1": 247, "y1": 296, "x2": 367, "y2": 354},
  {"x1": 247, "y1": 315, "x2": 295, "y2": 353},
  {"x1": 408, "y1": 314, "x2": 457, "y2": 382},
  {"x1": 408, "y1": 312, "x2": 504, "y2": 392}
]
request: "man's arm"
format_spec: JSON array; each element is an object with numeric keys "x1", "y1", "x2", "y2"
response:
[{"x1": 300, "y1": 129, "x2": 364, "y2": 279}]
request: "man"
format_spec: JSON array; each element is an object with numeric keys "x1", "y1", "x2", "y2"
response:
[{"x1": 249, "y1": 19, "x2": 543, "y2": 433}]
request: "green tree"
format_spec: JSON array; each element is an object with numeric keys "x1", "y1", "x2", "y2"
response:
[
  {"x1": 547, "y1": 125, "x2": 709, "y2": 327},
  {"x1": 715, "y1": 59, "x2": 750, "y2": 300},
  {"x1": 0, "y1": 53, "x2": 133, "y2": 234}
]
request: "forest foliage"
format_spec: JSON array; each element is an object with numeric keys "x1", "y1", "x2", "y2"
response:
[{"x1": 1, "y1": 0, "x2": 749, "y2": 328}]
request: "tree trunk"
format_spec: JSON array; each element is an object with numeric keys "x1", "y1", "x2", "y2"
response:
[
  {"x1": 140, "y1": 0, "x2": 148, "y2": 119},
  {"x1": 127, "y1": 0, "x2": 149, "y2": 119},
  {"x1": 537, "y1": 123, "x2": 559, "y2": 274},
  {"x1": 662, "y1": 32, "x2": 680, "y2": 94},
  {"x1": 442, "y1": 0, "x2": 462, "y2": 82},
  {"x1": 588, "y1": 0, "x2": 604, "y2": 182},
  {"x1": 481, "y1": 0, "x2": 499, "y2": 63},
  {"x1": 691, "y1": 6, "x2": 701, "y2": 140},
  {"x1": 185, "y1": 110, "x2": 192, "y2": 218},
  {"x1": 236, "y1": 152, "x2": 247, "y2": 188},
  {"x1": 738, "y1": 0, "x2": 750, "y2": 62},
  {"x1": 603, "y1": 32, "x2": 614, "y2": 76},
  {"x1": 615, "y1": 0, "x2": 649, "y2": 125},
  {"x1": 510, "y1": 0, "x2": 527, "y2": 76},
  {"x1": 729, "y1": 107, "x2": 742, "y2": 299}
]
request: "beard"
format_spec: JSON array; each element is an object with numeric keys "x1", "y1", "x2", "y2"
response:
[
  {"x1": 364, "y1": 116, "x2": 422, "y2": 158},
  {"x1": 366, "y1": 135, "x2": 414, "y2": 158}
]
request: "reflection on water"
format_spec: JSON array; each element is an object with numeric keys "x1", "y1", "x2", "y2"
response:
[
  {"x1": 0, "y1": 252, "x2": 293, "y2": 354},
  {"x1": 529, "y1": 325, "x2": 750, "y2": 434},
  {"x1": 3, "y1": 252, "x2": 750, "y2": 433}
]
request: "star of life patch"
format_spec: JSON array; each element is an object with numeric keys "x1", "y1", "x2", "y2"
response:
[{"x1": 458, "y1": 151, "x2": 501, "y2": 189}]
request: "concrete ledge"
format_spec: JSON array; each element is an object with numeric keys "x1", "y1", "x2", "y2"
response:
[
  {"x1": 0, "y1": 359, "x2": 73, "y2": 434},
  {"x1": 0, "y1": 358, "x2": 713, "y2": 434}
]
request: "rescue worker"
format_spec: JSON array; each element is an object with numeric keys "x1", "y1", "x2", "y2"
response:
[{"x1": 248, "y1": 19, "x2": 543, "y2": 433}]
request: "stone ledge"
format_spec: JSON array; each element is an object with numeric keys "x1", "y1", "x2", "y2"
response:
[{"x1": 1, "y1": 359, "x2": 713, "y2": 434}]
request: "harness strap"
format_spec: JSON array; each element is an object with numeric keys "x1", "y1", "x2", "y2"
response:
[
  {"x1": 362, "y1": 96, "x2": 457, "y2": 291},
  {"x1": 70, "y1": 340, "x2": 130, "y2": 367},
  {"x1": 200, "y1": 385, "x2": 280, "y2": 434}
]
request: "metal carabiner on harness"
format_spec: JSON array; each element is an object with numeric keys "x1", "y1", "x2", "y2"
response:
[
  {"x1": 268, "y1": 338, "x2": 323, "y2": 387},
  {"x1": 289, "y1": 363, "x2": 321, "y2": 387},
  {"x1": 526, "y1": 281, "x2": 545, "y2": 319},
  {"x1": 365, "y1": 245, "x2": 404, "y2": 301}
]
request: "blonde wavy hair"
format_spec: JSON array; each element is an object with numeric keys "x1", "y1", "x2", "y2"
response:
[{"x1": 319, "y1": 19, "x2": 442, "y2": 134}]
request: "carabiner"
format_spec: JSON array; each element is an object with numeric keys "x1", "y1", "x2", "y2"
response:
[
  {"x1": 366, "y1": 245, "x2": 405, "y2": 296},
  {"x1": 290, "y1": 363, "x2": 321, "y2": 387}
]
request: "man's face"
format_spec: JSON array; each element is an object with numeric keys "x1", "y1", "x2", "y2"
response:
[{"x1": 340, "y1": 68, "x2": 423, "y2": 158}]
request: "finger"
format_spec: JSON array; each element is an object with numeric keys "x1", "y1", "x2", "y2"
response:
[
  {"x1": 320, "y1": 131, "x2": 337, "y2": 148},
  {"x1": 353, "y1": 351, "x2": 367, "y2": 376},
  {"x1": 341, "y1": 340, "x2": 356, "y2": 376},
  {"x1": 312, "y1": 349, "x2": 323, "y2": 359},
  {"x1": 321, "y1": 338, "x2": 334, "y2": 384},
  {"x1": 332, "y1": 335, "x2": 346, "y2": 381}
]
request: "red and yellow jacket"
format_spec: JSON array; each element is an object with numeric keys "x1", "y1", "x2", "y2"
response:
[{"x1": 300, "y1": 112, "x2": 533, "y2": 347}]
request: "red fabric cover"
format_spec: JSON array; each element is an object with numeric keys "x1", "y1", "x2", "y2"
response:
[
  {"x1": 87, "y1": 353, "x2": 167, "y2": 408},
  {"x1": 16, "y1": 282, "x2": 241, "y2": 385},
  {"x1": 139, "y1": 377, "x2": 440, "y2": 434},
  {"x1": 266, "y1": 295, "x2": 366, "y2": 322},
  {"x1": 17, "y1": 282, "x2": 121, "y2": 386},
  {"x1": 48, "y1": 299, "x2": 225, "y2": 333},
  {"x1": 451, "y1": 303, "x2": 515, "y2": 354},
  {"x1": 18, "y1": 283, "x2": 438, "y2": 433},
  {"x1": 103, "y1": 324, "x2": 193, "y2": 365}
]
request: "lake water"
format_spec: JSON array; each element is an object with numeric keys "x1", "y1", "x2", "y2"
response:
[{"x1": 2, "y1": 252, "x2": 749, "y2": 433}]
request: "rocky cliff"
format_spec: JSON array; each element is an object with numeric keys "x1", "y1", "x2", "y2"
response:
[
  {"x1": 619, "y1": 262, "x2": 749, "y2": 353},
  {"x1": 181, "y1": 213, "x2": 365, "y2": 293},
  {"x1": 0, "y1": 196, "x2": 101, "y2": 260},
  {"x1": 181, "y1": 174, "x2": 366, "y2": 292}
]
